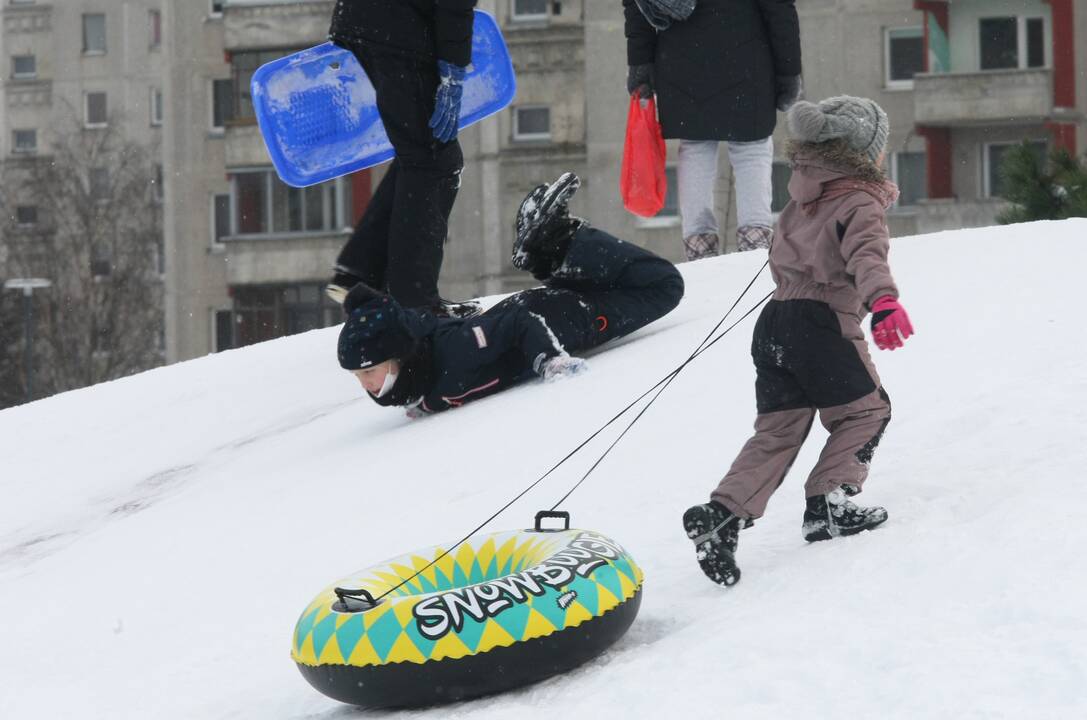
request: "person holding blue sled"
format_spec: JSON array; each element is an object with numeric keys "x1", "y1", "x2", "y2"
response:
[
  {"x1": 325, "y1": 0, "x2": 482, "y2": 319},
  {"x1": 337, "y1": 173, "x2": 685, "y2": 415}
]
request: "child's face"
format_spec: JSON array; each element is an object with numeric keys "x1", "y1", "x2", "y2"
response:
[{"x1": 352, "y1": 359, "x2": 400, "y2": 396}]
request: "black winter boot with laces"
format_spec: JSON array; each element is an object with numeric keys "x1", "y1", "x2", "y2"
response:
[
  {"x1": 802, "y1": 487, "x2": 888, "y2": 542},
  {"x1": 683, "y1": 501, "x2": 745, "y2": 587}
]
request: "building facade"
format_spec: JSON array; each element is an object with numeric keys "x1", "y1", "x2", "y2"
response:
[{"x1": 143, "y1": 0, "x2": 1087, "y2": 361}]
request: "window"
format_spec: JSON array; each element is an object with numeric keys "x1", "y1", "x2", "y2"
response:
[
  {"x1": 210, "y1": 1, "x2": 225, "y2": 18},
  {"x1": 885, "y1": 27, "x2": 923, "y2": 88},
  {"x1": 212, "y1": 193, "x2": 232, "y2": 243},
  {"x1": 12, "y1": 129, "x2": 37, "y2": 153},
  {"x1": 214, "y1": 309, "x2": 235, "y2": 352},
  {"x1": 658, "y1": 166, "x2": 679, "y2": 217},
  {"x1": 152, "y1": 164, "x2": 164, "y2": 203},
  {"x1": 150, "y1": 87, "x2": 164, "y2": 126},
  {"x1": 148, "y1": 9, "x2": 161, "y2": 50},
  {"x1": 230, "y1": 169, "x2": 345, "y2": 237},
  {"x1": 892, "y1": 152, "x2": 927, "y2": 207},
  {"x1": 771, "y1": 162, "x2": 793, "y2": 213},
  {"x1": 980, "y1": 17, "x2": 1047, "y2": 71},
  {"x1": 82, "y1": 13, "x2": 106, "y2": 54},
  {"x1": 211, "y1": 78, "x2": 234, "y2": 130},
  {"x1": 985, "y1": 140, "x2": 1047, "y2": 199},
  {"x1": 230, "y1": 283, "x2": 341, "y2": 348},
  {"x1": 85, "y1": 91, "x2": 108, "y2": 127},
  {"x1": 512, "y1": 106, "x2": 551, "y2": 141},
  {"x1": 12, "y1": 54, "x2": 36, "y2": 79},
  {"x1": 230, "y1": 49, "x2": 297, "y2": 120},
  {"x1": 512, "y1": 0, "x2": 548, "y2": 21},
  {"x1": 15, "y1": 205, "x2": 38, "y2": 226},
  {"x1": 90, "y1": 167, "x2": 110, "y2": 201}
]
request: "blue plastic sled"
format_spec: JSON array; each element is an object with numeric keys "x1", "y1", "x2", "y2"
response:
[{"x1": 251, "y1": 10, "x2": 516, "y2": 188}]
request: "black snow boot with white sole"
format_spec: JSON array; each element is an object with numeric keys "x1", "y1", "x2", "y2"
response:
[
  {"x1": 512, "y1": 172, "x2": 584, "y2": 279},
  {"x1": 802, "y1": 487, "x2": 888, "y2": 542},
  {"x1": 683, "y1": 501, "x2": 744, "y2": 587}
]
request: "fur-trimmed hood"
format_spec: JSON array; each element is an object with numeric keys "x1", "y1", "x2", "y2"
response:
[{"x1": 786, "y1": 140, "x2": 891, "y2": 207}]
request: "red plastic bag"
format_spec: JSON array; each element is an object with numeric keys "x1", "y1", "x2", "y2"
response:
[{"x1": 620, "y1": 96, "x2": 667, "y2": 217}]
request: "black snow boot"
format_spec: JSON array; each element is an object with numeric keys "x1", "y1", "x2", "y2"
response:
[
  {"x1": 512, "y1": 172, "x2": 585, "y2": 279},
  {"x1": 325, "y1": 270, "x2": 362, "y2": 306},
  {"x1": 426, "y1": 298, "x2": 482, "y2": 320},
  {"x1": 683, "y1": 501, "x2": 744, "y2": 587},
  {"x1": 802, "y1": 487, "x2": 888, "y2": 542}
]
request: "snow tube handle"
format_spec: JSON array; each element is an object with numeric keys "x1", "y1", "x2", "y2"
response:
[
  {"x1": 534, "y1": 510, "x2": 571, "y2": 532},
  {"x1": 333, "y1": 587, "x2": 380, "y2": 613}
]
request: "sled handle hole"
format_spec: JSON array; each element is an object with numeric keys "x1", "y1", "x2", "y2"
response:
[{"x1": 333, "y1": 587, "x2": 381, "y2": 613}]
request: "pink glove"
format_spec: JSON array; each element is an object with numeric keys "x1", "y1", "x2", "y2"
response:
[{"x1": 870, "y1": 296, "x2": 914, "y2": 351}]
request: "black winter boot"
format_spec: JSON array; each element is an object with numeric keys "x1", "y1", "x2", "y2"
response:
[
  {"x1": 683, "y1": 501, "x2": 744, "y2": 587},
  {"x1": 426, "y1": 298, "x2": 482, "y2": 320},
  {"x1": 513, "y1": 172, "x2": 585, "y2": 279},
  {"x1": 325, "y1": 271, "x2": 362, "y2": 305},
  {"x1": 802, "y1": 487, "x2": 888, "y2": 542}
]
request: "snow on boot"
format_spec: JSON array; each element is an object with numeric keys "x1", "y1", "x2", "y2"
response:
[
  {"x1": 802, "y1": 487, "x2": 888, "y2": 542},
  {"x1": 513, "y1": 172, "x2": 583, "y2": 278},
  {"x1": 428, "y1": 298, "x2": 482, "y2": 320},
  {"x1": 325, "y1": 270, "x2": 362, "y2": 306},
  {"x1": 683, "y1": 501, "x2": 742, "y2": 587}
]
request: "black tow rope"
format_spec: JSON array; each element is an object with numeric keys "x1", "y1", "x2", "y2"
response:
[{"x1": 372, "y1": 261, "x2": 770, "y2": 602}]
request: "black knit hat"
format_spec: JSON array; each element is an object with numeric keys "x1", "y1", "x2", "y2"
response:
[{"x1": 337, "y1": 284, "x2": 435, "y2": 370}]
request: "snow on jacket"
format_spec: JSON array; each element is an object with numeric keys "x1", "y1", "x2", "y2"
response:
[
  {"x1": 623, "y1": 0, "x2": 801, "y2": 141},
  {"x1": 329, "y1": 0, "x2": 477, "y2": 67},
  {"x1": 771, "y1": 148, "x2": 900, "y2": 319}
]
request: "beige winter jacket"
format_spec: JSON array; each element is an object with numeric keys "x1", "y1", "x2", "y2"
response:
[{"x1": 771, "y1": 152, "x2": 899, "y2": 319}]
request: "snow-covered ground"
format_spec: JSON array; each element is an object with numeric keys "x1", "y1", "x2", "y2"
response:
[{"x1": 2, "y1": 220, "x2": 1085, "y2": 719}]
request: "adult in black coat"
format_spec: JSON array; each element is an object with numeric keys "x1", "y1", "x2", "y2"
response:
[
  {"x1": 623, "y1": 0, "x2": 802, "y2": 260},
  {"x1": 324, "y1": 0, "x2": 481, "y2": 319},
  {"x1": 337, "y1": 173, "x2": 685, "y2": 415}
]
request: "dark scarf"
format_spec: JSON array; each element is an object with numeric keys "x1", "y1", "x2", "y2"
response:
[
  {"x1": 367, "y1": 338, "x2": 436, "y2": 409},
  {"x1": 633, "y1": 0, "x2": 696, "y2": 30}
]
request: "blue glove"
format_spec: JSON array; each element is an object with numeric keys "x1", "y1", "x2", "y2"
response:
[{"x1": 428, "y1": 60, "x2": 467, "y2": 143}]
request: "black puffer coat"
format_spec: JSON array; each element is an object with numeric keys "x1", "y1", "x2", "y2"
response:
[
  {"x1": 329, "y1": 0, "x2": 477, "y2": 67},
  {"x1": 623, "y1": 0, "x2": 801, "y2": 142}
]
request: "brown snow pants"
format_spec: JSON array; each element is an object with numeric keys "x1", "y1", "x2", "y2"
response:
[{"x1": 711, "y1": 300, "x2": 891, "y2": 519}]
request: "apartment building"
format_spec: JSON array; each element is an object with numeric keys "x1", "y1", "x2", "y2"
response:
[
  {"x1": 1, "y1": 0, "x2": 165, "y2": 258},
  {"x1": 159, "y1": 0, "x2": 1085, "y2": 362}
]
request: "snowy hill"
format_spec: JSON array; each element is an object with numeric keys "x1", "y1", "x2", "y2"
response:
[{"x1": 2, "y1": 220, "x2": 1086, "y2": 719}]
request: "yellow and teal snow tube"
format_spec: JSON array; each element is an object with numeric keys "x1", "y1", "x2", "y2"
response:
[{"x1": 291, "y1": 513, "x2": 643, "y2": 708}]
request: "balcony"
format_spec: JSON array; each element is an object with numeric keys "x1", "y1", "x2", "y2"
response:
[
  {"x1": 223, "y1": 0, "x2": 331, "y2": 51},
  {"x1": 914, "y1": 68, "x2": 1053, "y2": 126}
]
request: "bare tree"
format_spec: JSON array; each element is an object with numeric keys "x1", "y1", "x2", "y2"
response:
[{"x1": 0, "y1": 111, "x2": 163, "y2": 407}]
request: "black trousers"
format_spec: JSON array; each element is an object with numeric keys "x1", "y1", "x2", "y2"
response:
[
  {"x1": 491, "y1": 226, "x2": 685, "y2": 355},
  {"x1": 335, "y1": 44, "x2": 464, "y2": 309}
]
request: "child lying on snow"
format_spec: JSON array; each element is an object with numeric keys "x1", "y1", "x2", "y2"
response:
[
  {"x1": 337, "y1": 172, "x2": 684, "y2": 415},
  {"x1": 683, "y1": 96, "x2": 916, "y2": 587}
]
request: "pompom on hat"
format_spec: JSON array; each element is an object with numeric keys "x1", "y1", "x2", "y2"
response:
[
  {"x1": 337, "y1": 284, "x2": 435, "y2": 370},
  {"x1": 787, "y1": 96, "x2": 890, "y2": 165}
]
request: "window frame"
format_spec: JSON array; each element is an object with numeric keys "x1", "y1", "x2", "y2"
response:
[
  {"x1": 85, "y1": 91, "x2": 108, "y2": 128},
  {"x1": 210, "y1": 77, "x2": 234, "y2": 133},
  {"x1": 209, "y1": 0, "x2": 225, "y2": 19},
  {"x1": 11, "y1": 54, "x2": 36, "y2": 80},
  {"x1": 512, "y1": 105, "x2": 552, "y2": 142},
  {"x1": 983, "y1": 140, "x2": 1047, "y2": 199},
  {"x1": 890, "y1": 151, "x2": 928, "y2": 208},
  {"x1": 511, "y1": 0, "x2": 549, "y2": 22},
  {"x1": 150, "y1": 87, "x2": 164, "y2": 127},
  {"x1": 15, "y1": 205, "x2": 38, "y2": 227},
  {"x1": 82, "y1": 13, "x2": 107, "y2": 55},
  {"x1": 226, "y1": 168, "x2": 348, "y2": 240},
  {"x1": 148, "y1": 9, "x2": 162, "y2": 50},
  {"x1": 211, "y1": 192, "x2": 232, "y2": 247},
  {"x1": 884, "y1": 26, "x2": 924, "y2": 90},
  {"x1": 12, "y1": 128, "x2": 37, "y2": 154},
  {"x1": 978, "y1": 15, "x2": 1049, "y2": 72}
]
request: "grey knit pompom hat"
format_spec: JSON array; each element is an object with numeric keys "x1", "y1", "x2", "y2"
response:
[{"x1": 787, "y1": 96, "x2": 890, "y2": 164}]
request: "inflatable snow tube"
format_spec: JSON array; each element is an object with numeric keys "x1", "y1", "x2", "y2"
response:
[{"x1": 291, "y1": 513, "x2": 643, "y2": 708}]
